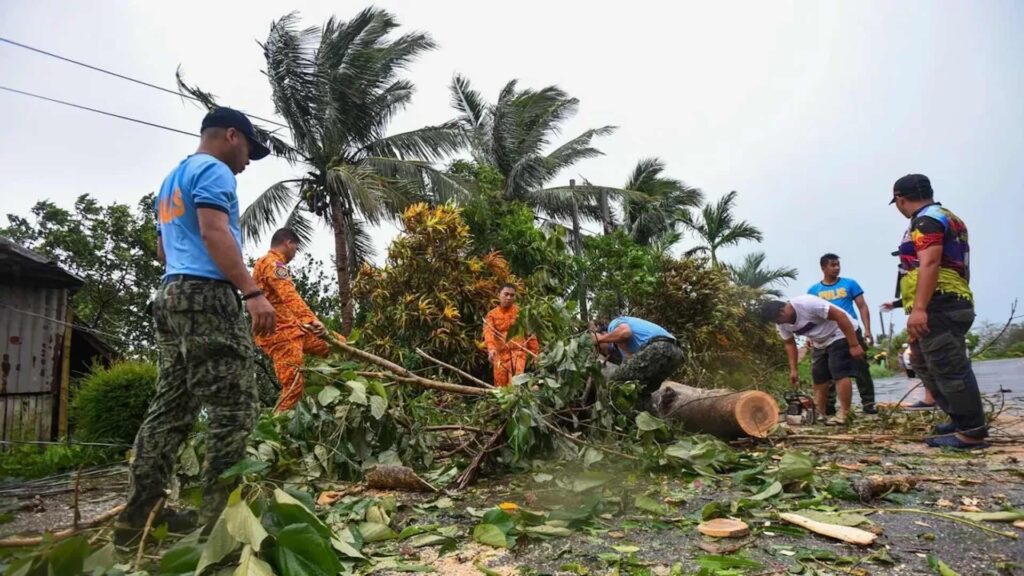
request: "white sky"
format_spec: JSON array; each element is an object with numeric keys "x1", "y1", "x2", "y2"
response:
[{"x1": 1, "y1": 1, "x2": 1021, "y2": 333}]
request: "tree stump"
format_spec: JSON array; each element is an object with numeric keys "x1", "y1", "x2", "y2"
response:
[{"x1": 651, "y1": 381, "x2": 778, "y2": 439}]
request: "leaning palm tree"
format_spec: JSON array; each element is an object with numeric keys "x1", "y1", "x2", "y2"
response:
[
  {"x1": 180, "y1": 9, "x2": 467, "y2": 333},
  {"x1": 620, "y1": 158, "x2": 703, "y2": 247},
  {"x1": 728, "y1": 252, "x2": 798, "y2": 297},
  {"x1": 449, "y1": 74, "x2": 620, "y2": 219},
  {"x1": 681, "y1": 190, "x2": 762, "y2": 266}
]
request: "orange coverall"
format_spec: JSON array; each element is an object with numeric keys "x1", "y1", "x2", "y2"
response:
[
  {"x1": 252, "y1": 249, "x2": 338, "y2": 412},
  {"x1": 483, "y1": 304, "x2": 539, "y2": 387}
]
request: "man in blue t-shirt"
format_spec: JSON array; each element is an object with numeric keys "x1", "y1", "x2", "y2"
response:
[
  {"x1": 807, "y1": 253, "x2": 876, "y2": 414},
  {"x1": 592, "y1": 316, "x2": 683, "y2": 410},
  {"x1": 117, "y1": 108, "x2": 276, "y2": 543}
]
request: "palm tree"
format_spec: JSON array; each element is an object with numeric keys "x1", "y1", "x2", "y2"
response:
[
  {"x1": 449, "y1": 75, "x2": 620, "y2": 219},
  {"x1": 728, "y1": 252, "x2": 798, "y2": 297},
  {"x1": 681, "y1": 190, "x2": 762, "y2": 266},
  {"x1": 179, "y1": 9, "x2": 467, "y2": 332},
  {"x1": 620, "y1": 158, "x2": 703, "y2": 247}
]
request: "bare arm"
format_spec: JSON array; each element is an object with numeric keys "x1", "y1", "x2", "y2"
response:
[
  {"x1": 197, "y1": 208, "x2": 259, "y2": 293},
  {"x1": 827, "y1": 305, "x2": 864, "y2": 359},
  {"x1": 784, "y1": 338, "x2": 799, "y2": 387},
  {"x1": 156, "y1": 234, "x2": 165, "y2": 265},
  {"x1": 595, "y1": 323, "x2": 632, "y2": 345},
  {"x1": 854, "y1": 294, "x2": 871, "y2": 341}
]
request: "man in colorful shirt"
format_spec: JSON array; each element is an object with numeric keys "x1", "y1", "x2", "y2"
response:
[
  {"x1": 253, "y1": 227, "x2": 340, "y2": 412},
  {"x1": 890, "y1": 173, "x2": 986, "y2": 449},
  {"x1": 807, "y1": 253, "x2": 877, "y2": 414},
  {"x1": 483, "y1": 284, "x2": 539, "y2": 387}
]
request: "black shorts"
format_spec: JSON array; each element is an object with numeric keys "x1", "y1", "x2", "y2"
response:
[{"x1": 811, "y1": 340, "x2": 857, "y2": 384}]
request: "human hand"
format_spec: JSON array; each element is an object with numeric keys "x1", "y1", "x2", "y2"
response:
[
  {"x1": 246, "y1": 295, "x2": 276, "y2": 337},
  {"x1": 849, "y1": 343, "x2": 865, "y2": 361},
  {"x1": 789, "y1": 369, "x2": 799, "y2": 389},
  {"x1": 879, "y1": 302, "x2": 894, "y2": 312},
  {"x1": 488, "y1": 350, "x2": 495, "y2": 363},
  {"x1": 907, "y1": 308, "x2": 929, "y2": 339},
  {"x1": 864, "y1": 333, "x2": 874, "y2": 347},
  {"x1": 309, "y1": 320, "x2": 326, "y2": 336}
]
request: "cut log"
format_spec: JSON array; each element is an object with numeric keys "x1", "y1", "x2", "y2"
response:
[
  {"x1": 697, "y1": 518, "x2": 750, "y2": 538},
  {"x1": 853, "y1": 475, "x2": 920, "y2": 502},
  {"x1": 779, "y1": 512, "x2": 878, "y2": 546},
  {"x1": 651, "y1": 381, "x2": 778, "y2": 439}
]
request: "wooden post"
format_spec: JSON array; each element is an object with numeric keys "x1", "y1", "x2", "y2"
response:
[
  {"x1": 569, "y1": 179, "x2": 589, "y2": 323},
  {"x1": 57, "y1": 302, "x2": 73, "y2": 439}
]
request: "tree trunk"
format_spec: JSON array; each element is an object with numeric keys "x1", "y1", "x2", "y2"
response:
[
  {"x1": 651, "y1": 381, "x2": 778, "y2": 439},
  {"x1": 329, "y1": 195, "x2": 354, "y2": 335}
]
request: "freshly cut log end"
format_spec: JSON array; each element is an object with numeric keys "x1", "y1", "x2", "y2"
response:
[
  {"x1": 652, "y1": 381, "x2": 779, "y2": 439},
  {"x1": 365, "y1": 465, "x2": 437, "y2": 492},
  {"x1": 697, "y1": 518, "x2": 750, "y2": 538}
]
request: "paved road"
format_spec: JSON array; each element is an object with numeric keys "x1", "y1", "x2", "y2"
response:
[{"x1": 871, "y1": 357, "x2": 1023, "y2": 407}]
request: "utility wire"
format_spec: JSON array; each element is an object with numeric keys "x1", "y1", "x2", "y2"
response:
[
  {"x1": 0, "y1": 85, "x2": 198, "y2": 138},
  {"x1": 0, "y1": 36, "x2": 290, "y2": 130}
]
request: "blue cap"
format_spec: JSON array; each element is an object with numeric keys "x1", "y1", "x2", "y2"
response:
[{"x1": 200, "y1": 107, "x2": 271, "y2": 160}]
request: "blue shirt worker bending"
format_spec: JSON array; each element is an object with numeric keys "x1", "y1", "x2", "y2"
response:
[
  {"x1": 116, "y1": 108, "x2": 276, "y2": 543},
  {"x1": 592, "y1": 316, "x2": 684, "y2": 410},
  {"x1": 807, "y1": 253, "x2": 877, "y2": 414}
]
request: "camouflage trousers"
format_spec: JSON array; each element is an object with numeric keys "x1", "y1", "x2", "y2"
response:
[
  {"x1": 608, "y1": 339, "x2": 685, "y2": 397},
  {"x1": 121, "y1": 279, "x2": 257, "y2": 526}
]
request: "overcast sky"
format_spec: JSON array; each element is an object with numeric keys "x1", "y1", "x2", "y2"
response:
[{"x1": 2, "y1": 1, "x2": 1021, "y2": 332}]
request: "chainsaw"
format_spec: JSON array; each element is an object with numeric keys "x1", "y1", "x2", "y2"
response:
[{"x1": 784, "y1": 392, "x2": 817, "y2": 426}]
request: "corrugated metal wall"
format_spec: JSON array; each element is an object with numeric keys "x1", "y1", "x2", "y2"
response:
[{"x1": 0, "y1": 284, "x2": 68, "y2": 442}]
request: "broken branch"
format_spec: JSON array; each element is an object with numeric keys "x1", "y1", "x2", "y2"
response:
[{"x1": 416, "y1": 347, "x2": 494, "y2": 389}]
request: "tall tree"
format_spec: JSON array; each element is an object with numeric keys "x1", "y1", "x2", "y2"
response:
[
  {"x1": 1, "y1": 194, "x2": 162, "y2": 354},
  {"x1": 180, "y1": 9, "x2": 467, "y2": 333},
  {"x1": 681, "y1": 190, "x2": 762, "y2": 266},
  {"x1": 620, "y1": 157, "x2": 704, "y2": 247},
  {"x1": 728, "y1": 252, "x2": 798, "y2": 297},
  {"x1": 449, "y1": 75, "x2": 620, "y2": 219}
]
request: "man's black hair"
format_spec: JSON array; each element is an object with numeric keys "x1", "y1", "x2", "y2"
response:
[
  {"x1": 270, "y1": 227, "x2": 300, "y2": 247},
  {"x1": 759, "y1": 300, "x2": 788, "y2": 324},
  {"x1": 498, "y1": 283, "x2": 517, "y2": 292},
  {"x1": 820, "y1": 253, "x2": 839, "y2": 268}
]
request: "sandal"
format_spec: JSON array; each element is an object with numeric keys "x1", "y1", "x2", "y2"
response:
[{"x1": 924, "y1": 435, "x2": 989, "y2": 450}]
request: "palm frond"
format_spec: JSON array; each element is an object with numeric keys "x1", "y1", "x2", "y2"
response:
[
  {"x1": 728, "y1": 251, "x2": 797, "y2": 296},
  {"x1": 240, "y1": 180, "x2": 302, "y2": 246},
  {"x1": 284, "y1": 204, "x2": 316, "y2": 249},
  {"x1": 359, "y1": 121, "x2": 467, "y2": 161}
]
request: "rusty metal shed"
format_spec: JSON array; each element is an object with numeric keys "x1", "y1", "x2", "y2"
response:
[{"x1": 0, "y1": 236, "x2": 85, "y2": 443}]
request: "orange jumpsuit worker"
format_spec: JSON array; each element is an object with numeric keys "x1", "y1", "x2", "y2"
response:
[
  {"x1": 252, "y1": 227, "x2": 340, "y2": 412},
  {"x1": 483, "y1": 283, "x2": 539, "y2": 387}
]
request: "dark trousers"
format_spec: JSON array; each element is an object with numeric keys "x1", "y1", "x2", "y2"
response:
[
  {"x1": 609, "y1": 340, "x2": 685, "y2": 399},
  {"x1": 910, "y1": 306, "x2": 987, "y2": 439},
  {"x1": 826, "y1": 329, "x2": 876, "y2": 413}
]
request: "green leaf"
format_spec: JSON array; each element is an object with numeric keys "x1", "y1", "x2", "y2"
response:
[
  {"x1": 270, "y1": 523, "x2": 343, "y2": 576},
  {"x1": 330, "y1": 536, "x2": 365, "y2": 559},
  {"x1": 83, "y1": 542, "x2": 117, "y2": 572},
  {"x1": 776, "y1": 451, "x2": 815, "y2": 483},
  {"x1": 407, "y1": 533, "x2": 453, "y2": 548},
  {"x1": 696, "y1": 554, "x2": 763, "y2": 570},
  {"x1": 797, "y1": 510, "x2": 871, "y2": 527},
  {"x1": 317, "y1": 385, "x2": 342, "y2": 406},
  {"x1": 225, "y1": 489, "x2": 270, "y2": 551},
  {"x1": 612, "y1": 545, "x2": 640, "y2": 554},
  {"x1": 219, "y1": 458, "x2": 270, "y2": 482},
  {"x1": 635, "y1": 495, "x2": 670, "y2": 516},
  {"x1": 523, "y1": 525, "x2": 573, "y2": 538},
  {"x1": 826, "y1": 478, "x2": 859, "y2": 501},
  {"x1": 269, "y1": 488, "x2": 331, "y2": 539},
  {"x1": 235, "y1": 545, "x2": 274, "y2": 576},
  {"x1": 393, "y1": 563, "x2": 435, "y2": 572},
  {"x1": 582, "y1": 447, "x2": 604, "y2": 468},
  {"x1": 46, "y1": 536, "x2": 91, "y2": 576},
  {"x1": 949, "y1": 510, "x2": 1024, "y2": 522},
  {"x1": 473, "y1": 524, "x2": 510, "y2": 548},
  {"x1": 370, "y1": 395, "x2": 387, "y2": 419},
  {"x1": 196, "y1": 515, "x2": 241, "y2": 575},
  {"x1": 635, "y1": 412, "x2": 667, "y2": 432},
  {"x1": 358, "y1": 521, "x2": 398, "y2": 542},
  {"x1": 345, "y1": 381, "x2": 368, "y2": 405},
  {"x1": 927, "y1": 554, "x2": 961, "y2": 576},
  {"x1": 701, "y1": 501, "x2": 726, "y2": 521},
  {"x1": 481, "y1": 509, "x2": 514, "y2": 534},
  {"x1": 160, "y1": 542, "x2": 203, "y2": 575},
  {"x1": 749, "y1": 480, "x2": 783, "y2": 501},
  {"x1": 571, "y1": 470, "x2": 612, "y2": 492}
]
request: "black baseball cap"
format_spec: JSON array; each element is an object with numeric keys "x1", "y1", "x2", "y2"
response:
[
  {"x1": 201, "y1": 107, "x2": 271, "y2": 160},
  {"x1": 889, "y1": 173, "x2": 932, "y2": 204}
]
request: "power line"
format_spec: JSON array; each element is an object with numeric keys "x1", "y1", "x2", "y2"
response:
[
  {"x1": 0, "y1": 85, "x2": 199, "y2": 138},
  {"x1": 0, "y1": 36, "x2": 290, "y2": 130}
]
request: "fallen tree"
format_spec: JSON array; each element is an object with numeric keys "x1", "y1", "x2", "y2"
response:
[{"x1": 652, "y1": 381, "x2": 779, "y2": 439}]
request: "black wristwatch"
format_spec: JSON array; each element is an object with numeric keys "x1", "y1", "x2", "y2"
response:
[{"x1": 242, "y1": 289, "x2": 264, "y2": 301}]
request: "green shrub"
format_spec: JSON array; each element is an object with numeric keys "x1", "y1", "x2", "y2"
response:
[
  {"x1": 72, "y1": 361, "x2": 157, "y2": 444},
  {"x1": 0, "y1": 443, "x2": 121, "y2": 479}
]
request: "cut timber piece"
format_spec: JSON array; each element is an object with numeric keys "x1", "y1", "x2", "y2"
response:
[
  {"x1": 853, "y1": 475, "x2": 920, "y2": 502},
  {"x1": 1014, "y1": 520, "x2": 1024, "y2": 530},
  {"x1": 652, "y1": 381, "x2": 778, "y2": 439},
  {"x1": 779, "y1": 512, "x2": 878, "y2": 546},
  {"x1": 365, "y1": 466, "x2": 437, "y2": 492},
  {"x1": 697, "y1": 518, "x2": 750, "y2": 538}
]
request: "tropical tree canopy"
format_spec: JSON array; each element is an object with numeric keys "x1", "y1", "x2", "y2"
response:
[
  {"x1": 681, "y1": 190, "x2": 762, "y2": 266},
  {"x1": 728, "y1": 251, "x2": 798, "y2": 297},
  {"x1": 620, "y1": 157, "x2": 704, "y2": 247},
  {"x1": 179, "y1": 8, "x2": 469, "y2": 331},
  {"x1": 449, "y1": 74, "x2": 621, "y2": 220}
]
